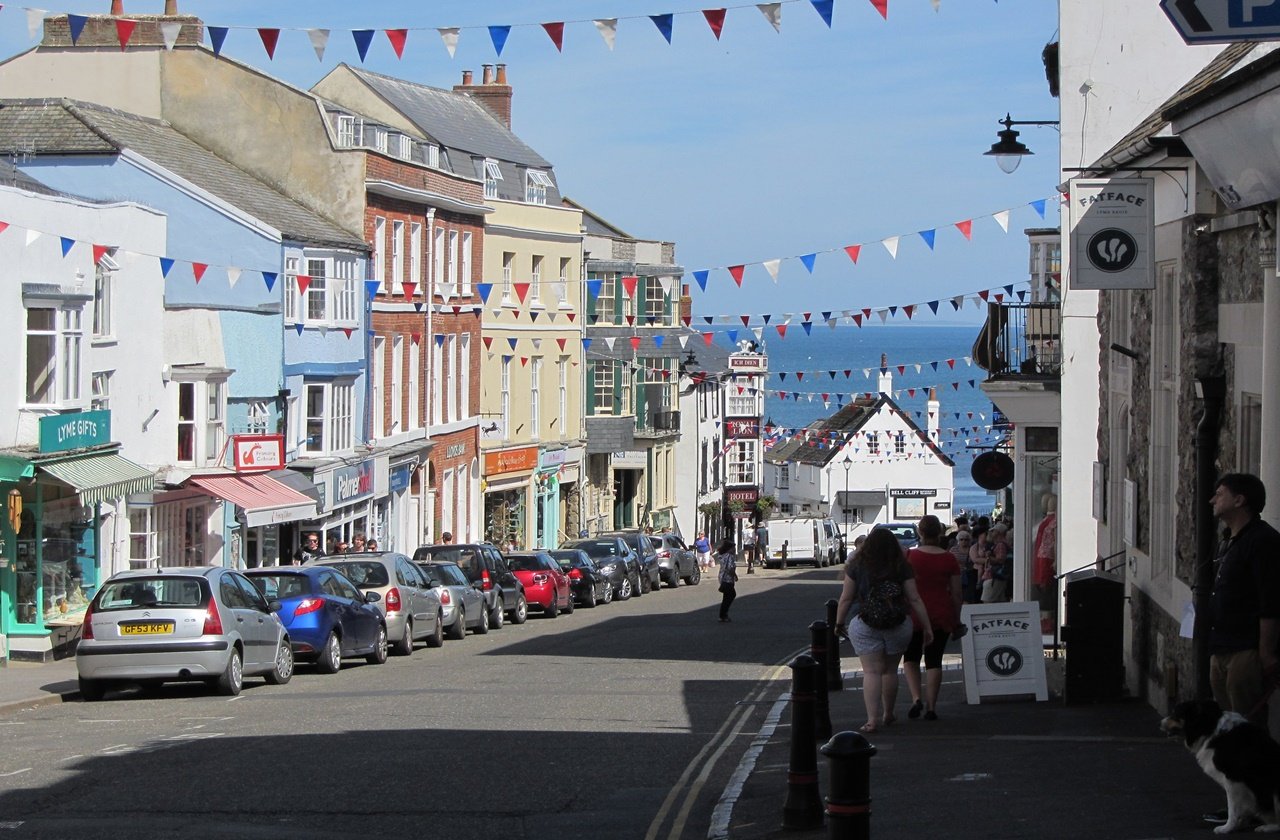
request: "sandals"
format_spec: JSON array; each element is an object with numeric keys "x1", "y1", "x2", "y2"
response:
[
  {"x1": 882, "y1": 714, "x2": 897, "y2": 727},
  {"x1": 907, "y1": 700, "x2": 924, "y2": 720},
  {"x1": 858, "y1": 722, "x2": 878, "y2": 734}
]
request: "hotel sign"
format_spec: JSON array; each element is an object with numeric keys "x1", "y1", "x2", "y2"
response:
[
  {"x1": 39, "y1": 410, "x2": 110, "y2": 453},
  {"x1": 725, "y1": 418, "x2": 760, "y2": 439},
  {"x1": 1069, "y1": 178, "x2": 1155, "y2": 290},
  {"x1": 729, "y1": 354, "x2": 768, "y2": 371}
]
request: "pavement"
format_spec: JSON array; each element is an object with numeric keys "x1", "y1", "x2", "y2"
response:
[{"x1": 0, "y1": 656, "x2": 80, "y2": 716}]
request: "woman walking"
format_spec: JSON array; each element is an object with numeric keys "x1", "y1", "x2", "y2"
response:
[
  {"x1": 902, "y1": 515, "x2": 963, "y2": 722},
  {"x1": 716, "y1": 539, "x2": 739, "y2": 622},
  {"x1": 835, "y1": 528, "x2": 931, "y2": 733}
]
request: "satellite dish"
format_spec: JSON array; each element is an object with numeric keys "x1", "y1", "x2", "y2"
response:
[{"x1": 971, "y1": 450, "x2": 1015, "y2": 490}]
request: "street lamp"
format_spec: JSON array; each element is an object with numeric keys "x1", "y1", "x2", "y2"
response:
[
  {"x1": 984, "y1": 113, "x2": 1060, "y2": 174},
  {"x1": 842, "y1": 456, "x2": 853, "y2": 551}
]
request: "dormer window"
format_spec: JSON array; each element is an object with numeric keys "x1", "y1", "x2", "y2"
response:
[
  {"x1": 336, "y1": 115, "x2": 361, "y2": 147},
  {"x1": 483, "y1": 159, "x2": 502, "y2": 199},
  {"x1": 392, "y1": 134, "x2": 412, "y2": 161},
  {"x1": 371, "y1": 127, "x2": 388, "y2": 154},
  {"x1": 425, "y1": 144, "x2": 440, "y2": 168},
  {"x1": 525, "y1": 170, "x2": 553, "y2": 205}
]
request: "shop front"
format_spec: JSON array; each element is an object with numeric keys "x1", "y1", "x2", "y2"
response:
[
  {"x1": 0, "y1": 410, "x2": 155, "y2": 660},
  {"x1": 610, "y1": 450, "x2": 646, "y2": 530},
  {"x1": 483, "y1": 445, "x2": 537, "y2": 549}
]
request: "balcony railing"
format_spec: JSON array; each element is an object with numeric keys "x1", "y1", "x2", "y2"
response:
[{"x1": 973, "y1": 301, "x2": 1061, "y2": 379}]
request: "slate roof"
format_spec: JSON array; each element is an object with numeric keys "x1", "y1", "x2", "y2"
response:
[
  {"x1": 764, "y1": 395, "x2": 953, "y2": 468},
  {"x1": 562, "y1": 196, "x2": 632, "y2": 238},
  {"x1": 0, "y1": 99, "x2": 366, "y2": 251}
]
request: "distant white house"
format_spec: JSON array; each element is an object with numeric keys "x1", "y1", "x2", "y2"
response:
[{"x1": 763, "y1": 360, "x2": 954, "y2": 537}]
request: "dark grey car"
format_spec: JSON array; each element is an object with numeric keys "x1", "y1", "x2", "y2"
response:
[
  {"x1": 600, "y1": 531, "x2": 662, "y2": 593},
  {"x1": 559, "y1": 536, "x2": 642, "y2": 600},
  {"x1": 413, "y1": 543, "x2": 527, "y2": 628}
]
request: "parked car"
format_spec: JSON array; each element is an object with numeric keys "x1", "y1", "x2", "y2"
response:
[
  {"x1": 652, "y1": 533, "x2": 701, "y2": 587},
  {"x1": 558, "y1": 536, "x2": 641, "y2": 600},
  {"x1": 309, "y1": 553, "x2": 443, "y2": 656},
  {"x1": 505, "y1": 552, "x2": 574, "y2": 618},
  {"x1": 412, "y1": 543, "x2": 527, "y2": 628},
  {"x1": 77, "y1": 566, "x2": 294, "y2": 700},
  {"x1": 600, "y1": 530, "x2": 662, "y2": 593},
  {"x1": 245, "y1": 566, "x2": 387, "y2": 672},
  {"x1": 417, "y1": 559, "x2": 489, "y2": 639},
  {"x1": 550, "y1": 549, "x2": 613, "y2": 608},
  {"x1": 872, "y1": 522, "x2": 920, "y2": 552}
]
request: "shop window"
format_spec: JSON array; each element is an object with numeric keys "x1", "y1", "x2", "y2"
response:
[
  {"x1": 303, "y1": 380, "x2": 355, "y2": 455},
  {"x1": 25, "y1": 304, "x2": 84, "y2": 407},
  {"x1": 40, "y1": 496, "x2": 97, "y2": 624}
]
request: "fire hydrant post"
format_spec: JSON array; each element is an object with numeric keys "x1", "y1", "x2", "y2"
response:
[
  {"x1": 782, "y1": 654, "x2": 824, "y2": 830},
  {"x1": 809, "y1": 620, "x2": 833, "y2": 741},
  {"x1": 825, "y1": 598, "x2": 844, "y2": 691},
  {"x1": 821, "y1": 730, "x2": 877, "y2": 840}
]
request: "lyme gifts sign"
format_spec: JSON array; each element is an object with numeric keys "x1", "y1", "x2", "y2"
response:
[{"x1": 959, "y1": 602, "x2": 1049, "y2": 704}]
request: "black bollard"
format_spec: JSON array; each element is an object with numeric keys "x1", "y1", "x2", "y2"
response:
[
  {"x1": 782, "y1": 654, "x2": 824, "y2": 831},
  {"x1": 809, "y1": 620, "x2": 833, "y2": 741},
  {"x1": 825, "y1": 599, "x2": 844, "y2": 691},
  {"x1": 821, "y1": 731, "x2": 877, "y2": 840}
]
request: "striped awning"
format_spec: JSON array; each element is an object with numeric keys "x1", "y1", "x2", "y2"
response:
[
  {"x1": 38, "y1": 453, "x2": 155, "y2": 506},
  {"x1": 189, "y1": 473, "x2": 317, "y2": 528}
]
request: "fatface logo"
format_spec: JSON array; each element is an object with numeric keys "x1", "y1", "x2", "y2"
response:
[
  {"x1": 986, "y1": 646, "x2": 1023, "y2": 677},
  {"x1": 1086, "y1": 228, "x2": 1138, "y2": 273}
]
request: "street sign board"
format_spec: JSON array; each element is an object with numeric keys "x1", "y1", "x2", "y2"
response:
[{"x1": 1161, "y1": 0, "x2": 1280, "y2": 44}]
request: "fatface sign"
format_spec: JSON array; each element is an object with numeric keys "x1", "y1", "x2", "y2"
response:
[
  {"x1": 959, "y1": 602, "x2": 1049, "y2": 704},
  {"x1": 1069, "y1": 178, "x2": 1155, "y2": 290}
]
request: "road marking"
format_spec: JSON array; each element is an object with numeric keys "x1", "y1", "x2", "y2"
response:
[
  {"x1": 59, "y1": 755, "x2": 84, "y2": 762},
  {"x1": 226, "y1": 695, "x2": 245, "y2": 702},
  {"x1": 0, "y1": 821, "x2": 25, "y2": 829},
  {"x1": 0, "y1": 769, "x2": 31, "y2": 778},
  {"x1": 708, "y1": 692, "x2": 790, "y2": 840}
]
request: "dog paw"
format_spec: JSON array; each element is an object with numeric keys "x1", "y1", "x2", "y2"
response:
[
  {"x1": 1254, "y1": 825, "x2": 1280, "y2": 833},
  {"x1": 1217, "y1": 825, "x2": 1237, "y2": 835}
]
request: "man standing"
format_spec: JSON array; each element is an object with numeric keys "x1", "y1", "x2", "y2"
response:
[
  {"x1": 294, "y1": 532, "x2": 325, "y2": 565},
  {"x1": 1209, "y1": 473, "x2": 1280, "y2": 726}
]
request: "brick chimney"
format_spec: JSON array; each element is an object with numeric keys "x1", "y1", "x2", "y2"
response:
[
  {"x1": 878, "y1": 354, "x2": 892, "y2": 395},
  {"x1": 41, "y1": 1, "x2": 203, "y2": 48},
  {"x1": 680, "y1": 283, "x2": 692, "y2": 324},
  {"x1": 452, "y1": 64, "x2": 513, "y2": 129}
]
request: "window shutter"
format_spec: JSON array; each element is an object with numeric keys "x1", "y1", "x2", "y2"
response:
[
  {"x1": 586, "y1": 360, "x2": 596, "y2": 414},
  {"x1": 612, "y1": 362, "x2": 623, "y2": 417},
  {"x1": 635, "y1": 276, "x2": 646, "y2": 324},
  {"x1": 586, "y1": 280, "x2": 597, "y2": 320},
  {"x1": 636, "y1": 367, "x2": 647, "y2": 429}
]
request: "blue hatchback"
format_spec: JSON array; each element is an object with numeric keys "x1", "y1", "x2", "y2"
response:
[{"x1": 246, "y1": 566, "x2": 388, "y2": 673}]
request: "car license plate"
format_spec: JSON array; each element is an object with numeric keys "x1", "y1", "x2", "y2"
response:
[{"x1": 119, "y1": 621, "x2": 174, "y2": 636}]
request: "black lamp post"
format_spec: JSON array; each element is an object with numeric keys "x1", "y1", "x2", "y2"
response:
[{"x1": 984, "y1": 113, "x2": 1060, "y2": 174}]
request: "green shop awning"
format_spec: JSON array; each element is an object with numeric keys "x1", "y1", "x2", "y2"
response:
[{"x1": 38, "y1": 453, "x2": 155, "y2": 505}]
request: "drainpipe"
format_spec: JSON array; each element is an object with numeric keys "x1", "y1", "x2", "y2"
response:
[{"x1": 1193, "y1": 375, "x2": 1225, "y2": 701}]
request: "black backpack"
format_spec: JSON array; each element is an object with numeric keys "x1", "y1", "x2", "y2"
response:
[{"x1": 858, "y1": 570, "x2": 907, "y2": 630}]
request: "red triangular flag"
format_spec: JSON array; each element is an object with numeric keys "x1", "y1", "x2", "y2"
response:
[
  {"x1": 258, "y1": 28, "x2": 280, "y2": 59},
  {"x1": 92, "y1": 244, "x2": 109, "y2": 265},
  {"x1": 862, "y1": 308, "x2": 872, "y2": 319},
  {"x1": 796, "y1": 372, "x2": 804, "y2": 382},
  {"x1": 995, "y1": 293, "x2": 1005, "y2": 303},
  {"x1": 955, "y1": 219, "x2": 973, "y2": 240},
  {"x1": 520, "y1": 357, "x2": 529, "y2": 367},
  {"x1": 542, "y1": 22, "x2": 565, "y2": 51},
  {"x1": 844, "y1": 244, "x2": 861, "y2": 264},
  {"x1": 625, "y1": 315, "x2": 636, "y2": 327},
  {"x1": 908, "y1": 388, "x2": 917, "y2": 397},
  {"x1": 740, "y1": 315, "x2": 751, "y2": 327},
  {"x1": 116, "y1": 18, "x2": 136, "y2": 50},
  {"x1": 343, "y1": 328, "x2": 353, "y2": 339},
  {"x1": 621, "y1": 275, "x2": 638, "y2": 298},
  {"x1": 978, "y1": 290, "x2": 990, "y2": 301},
  {"x1": 385, "y1": 29, "x2": 408, "y2": 58},
  {"x1": 869, "y1": 0, "x2": 888, "y2": 20},
  {"x1": 947, "y1": 358, "x2": 956, "y2": 369},
  {"x1": 853, "y1": 314, "x2": 863, "y2": 327},
  {"x1": 192, "y1": 262, "x2": 208, "y2": 283},
  {"x1": 402, "y1": 282, "x2": 416, "y2": 298},
  {"x1": 482, "y1": 336, "x2": 493, "y2": 350},
  {"x1": 556, "y1": 338, "x2": 567, "y2": 351},
  {"x1": 702, "y1": 9, "x2": 727, "y2": 39},
  {"x1": 728, "y1": 265, "x2": 745, "y2": 286},
  {"x1": 703, "y1": 332, "x2": 714, "y2": 346},
  {"x1": 513, "y1": 282, "x2": 530, "y2": 303},
  {"x1": 682, "y1": 315, "x2": 692, "y2": 327},
  {"x1": 903, "y1": 305, "x2": 915, "y2": 320},
  {"x1": 566, "y1": 313, "x2": 577, "y2": 322},
  {"x1": 776, "y1": 324, "x2": 788, "y2": 338},
  {"x1": 296, "y1": 275, "x2": 311, "y2": 296},
  {"x1": 411, "y1": 333, "x2": 421, "y2": 345},
  {"x1": 629, "y1": 336, "x2": 642, "y2": 351},
  {"x1": 0, "y1": 222, "x2": 8, "y2": 235},
  {"x1": 897, "y1": 365, "x2": 906, "y2": 375}
]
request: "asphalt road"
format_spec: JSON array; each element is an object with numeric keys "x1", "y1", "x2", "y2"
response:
[{"x1": 0, "y1": 566, "x2": 844, "y2": 839}]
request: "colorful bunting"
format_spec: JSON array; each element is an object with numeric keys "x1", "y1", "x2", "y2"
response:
[
  {"x1": 208, "y1": 25, "x2": 229, "y2": 56},
  {"x1": 542, "y1": 22, "x2": 565, "y2": 51},
  {"x1": 650, "y1": 13, "x2": 674, "y2": 43},
  {"x1": 352, "y1": 29, "x2": 375, "y2": 62},
  {"x1": 703, "y1": 9, "x2": 727, "y2": 39},
  {"x1": 489, "y1": 25, "x2": 511, "y2": 55},
  {"x1": 594, "y1": 18, "x2": 617, "y2": 49},
  {"x1": 258, "y1": 27, "x2": 280, "y2": 59},
  {"x1": 385, "y1": 28, "x2": 408, "y2": 58}
]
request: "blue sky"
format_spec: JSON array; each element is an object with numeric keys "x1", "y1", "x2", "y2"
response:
[{"x1": 0, "y1": 1, "x2": 1061, "y2": 322}]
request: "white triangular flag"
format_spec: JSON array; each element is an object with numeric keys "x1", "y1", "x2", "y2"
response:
[
  {"x1": 752, "y1": 327, "x2": 763, "y2": 340},
  {"x1": 438, "y1": 27, "x2": 460, "y2": 58},
  {"x1": 226, "y1": 267, "x2": 241, "y2": 289},
  {"x1": 318, "y1": 326, "x2": 329, "y2": 338},
  {"x1": 27, "y1": 9, "x2": 46, "y2": 40},
  {"x1": 757, "y1": 3, "x2": 782, "y2": 32},
  {"x1": 678, "y1": 334, "x2": 689, "y2": 348},
  {"x1": 914, "y1": 364, "x2": 921, "y2": 373},
  {"x1": 25, "y1": 229, "x2": 40, "y2": 246},
  {"x1": 604, "y1": 337, "x2": 616, "y2": 350},
  {"x1": 550, "y1": 281, "x2": 567, "y2": 305},
  {"x1": 881, "y1": 236, "x2": 900, "y2": 259},
  {"x1": 931, "y1": 0, "x2": 941, "y2": 10},
  {"x1": 593, "y1": 19, "x2": 617, "y2": 50},
  {"x1": 762, "y1": 259, "x2": 780, "y2": 282},
  {"x1": 862, "y1": 369, "x2": 870, "y2": 378},
  {"x1": 993, "y1": 210, "x2": 1010, "y2": 232},
  {"x1": 531, "y1": 339, "x2": 542, "y2": 350},
  {"x1": 952, "y1": 295, "x2": 965, "y2": 310},
  {"x1": 308, "y1": 29, "x2": 330, "y2": 61},
  {"x1": 658, "y1": 276, "x2": 672, "y2": 295},
  {"x1": 971, "y1": 296, "x2": 983, "y2": 310},
  {"x1": 963, "y1": 356, "x2": 972, "y2": 365},
  {"x1": 160, "y1": 22, "x2": 182, "y2": 50},
  {"x1": 878, "y1": 310, "x2": 889, "y2": 323}
]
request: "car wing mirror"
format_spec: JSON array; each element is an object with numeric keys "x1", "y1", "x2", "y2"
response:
[
  {"x1": 365, "y1": 591, "x2": 382, "y2": 603},
  {"x1": 267, "y1": 600, "x2": 282, "y2": 613}
]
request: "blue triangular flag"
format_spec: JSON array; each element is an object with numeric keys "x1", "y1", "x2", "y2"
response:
[
  {"x1": 1003, "y1": 284, "x2": 1015, "y2": 296},
  {"x1": 950, "y1": 299, "x2": 962, "y2": 311},
  {"x1": 927, "y1": 300, "x2": 940, "y2": 314},
  {"x1": 208, "y1": 26, "x2": 229, "y2": 56},
  {"x1": 365, "y1": 280, "x2": 381, "y2": 300},
  {"x1": 295, "y1": 323, "x2": 305, "y2": 336},
  {"x1": 702, "y1": 316, "x2": 714, "y2": 325},
  {"x1": 654, "y1": 335, "x2": 664, "y2": 348},
  {"x1": 800, "y1": 253, "x2": 817, "y2": 273},
  {"x1": 801, "y1": 322, "x2": 813, "y2": 335},
  {"x1": 435, "y1": 334, "x2": 446, "y2": 347},
  {"x1": 919, "y1": 229, "x2": 936, "y2": 250},
  {"x1": 414, "y1": 302, "x2": 424, "y2": 312},
  {"x1": 821, "y1": 311, "x2": 832, "y2": 322},
  {"x1": 779, "y1": 373, "x2": 788, "y2": 382},
  {"x1": 693, "y1": 269, "x2": 709, "y2": 291},
  {"x1": 650, "y1": 14, "x2": 674, "y2": 43},
  {"x1": 159, "y1": 257, "x2": 175, "y2": 278},
  {"x1": 727, "y1": 329, "x2": 738, "y2": 344},
  {"x1": 507, "y1": 337, "x2": 518, "y2": 351},
  {"x1": 352, "y1": 30, "x2": 376, "y2": 61},
  {"x1": 762, "y1": 314, "x2": 772, "y2": 325},
  {"x1": 60, "y1": 237, "x2": 74, "y2": 257},
  {"x1": 587, "y1": 279, "x2": 603, "y2": 298},
  {"x1": 530, "y1": 311, "x2": 540, "y2": 323},
  {"x1": 931, "y1": 361, "x2": 939, "y2": 371},
  {"x1": 1031, "y1": 199, "x2": 1047, "y2": 218},
  {"x1": 489, "y1": 25, "x2": 511, "y2": 55},
  {"x1": 582, "y1": 338, "x2": 592, "y2": 351},
  {"x1": 262, "y1": 271, "x2": 277, "y2": 292},
  {"x1": 888, "y1": 306, "x2": 898, "y2": 317},
  {"x1": 1016, "y1": 289, "x2": 1028, "y2": 301},
  {"x1": 810, "y1": 0, "x2": 835, "y2": 26},
  {"x1": 67, "y1": 14, "x2": 88, "y2": 44},
  {"x1": 476, "y1": 282, "x2": 493, "y2": 302}
]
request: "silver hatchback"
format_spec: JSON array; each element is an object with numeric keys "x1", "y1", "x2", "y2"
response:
[
  {"x1": 76, "y1": 566, "x2": 294, "y2": 700},
  {"x1": 310, "y1": 553, "x2": 443, "y2": 655}
]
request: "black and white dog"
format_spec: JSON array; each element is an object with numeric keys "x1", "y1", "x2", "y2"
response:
[{"x1": 1161, "y1": 700, "x2": 1280, "y2": 834}]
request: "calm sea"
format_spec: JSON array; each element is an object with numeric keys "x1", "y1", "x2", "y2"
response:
[{"x1": 758, "y1": 323, "x2": 1000, "y2": 517}]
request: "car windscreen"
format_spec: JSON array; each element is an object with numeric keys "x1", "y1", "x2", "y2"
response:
[
  {"x1": 422, "y1": 563, "x2": 468, "y2": 587},
  {"x1": 323, "y1": 561, "x2": 390, "y2": 589},
  {"x1": 96, "y1": 576, "x2": 209, "y2": 611},
  {"x1": 246, "y1": 573, "x2": 312, "y2": 600},
  {"x1": 550, "y1": 551, "x2": 587, "y2": 567},
  {"x1": 566, "y1": 540, "x2": 621, "y2": 559},
  {"x1": 506, "y1": 555, "x2": 542, "y2": 572}
]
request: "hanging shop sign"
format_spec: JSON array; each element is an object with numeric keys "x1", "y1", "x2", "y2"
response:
[
  {"x1": 388, "y1": 464, "x2": 412, "y2": 494},
  {"x1": 729, "y1": 353, "x2": 768, "y2": 371},
  {"x1": 485, "y1": 446, "x2": 539, "y2": 476},
  {"x1": 959, "y1": 602, "x2": 1049, "y2": 704},
  {"x1": 1068, "y1": 178, "x2": 1155, "y2": 290},
  {"x1": 610, "y1": 451, "x2": 647, "y2": 469},
  {"x1": 725, "y1": 418, "x2": 760, "y2": 439},
  {"x1": 539, "y1": 448, "x2": 570, "y2": 468},
  {"x1": 231, "y1": 434, "x2": 285, "y2": 472},
  {"x1": 480, "y1": 419, "x2": 506, "y2": 441},
  {"x1": 39, "y1": 410, "x2": 111, "y2": 453},
  {"x1": 331, "y1": 460, "x2": 375, "y2": 507}
]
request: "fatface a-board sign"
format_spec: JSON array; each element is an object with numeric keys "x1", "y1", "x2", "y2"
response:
[{"x1": 959, "y1": 602, "x2": 1049, "y2": 704}]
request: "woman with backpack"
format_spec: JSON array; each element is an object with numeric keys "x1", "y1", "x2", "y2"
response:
[
  {"x1": 834, "y1": 527, "x2": 932, "y2": 734},
  {"x1": 716, "y1": 538, "x2": 739, "y2": 622}
]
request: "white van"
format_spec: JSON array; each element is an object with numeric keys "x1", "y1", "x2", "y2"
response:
[{"x1": 762, "y1": 516, "x2": 841, "y2": 568}]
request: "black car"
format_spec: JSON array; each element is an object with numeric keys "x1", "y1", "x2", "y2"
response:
[
  {"x1": 599, "y1": 531, "x2": 662, "y2": 593},
  {"x1": 413, "y1": 543, "x2": 527, "y2": 628},
  {"x1": 550, "y1": 549, "x2": 613, "y2": 608},
  {"x1": 558, "y1": 536, "x2": 642, "y2": 600},
  {"x1": 651, "y1": 533, "x2": 701, "y2": 588}
]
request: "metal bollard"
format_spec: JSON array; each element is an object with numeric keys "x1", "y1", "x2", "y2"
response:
[
  {"x1": 825, "y1": 599, "x2": 844, "y2": 691},
  {"x1": 782, "y1": 654, "x2": 824, "y2": 830},
  {"x1": 809, "y1": 620, "x2": 833, "y2": 741},
  {"x1": 821, "y1": 731, "x2": 877, "y2": 840}
]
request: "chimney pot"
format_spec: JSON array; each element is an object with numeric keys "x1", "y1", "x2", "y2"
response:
[
  {"x1": 164, "y1": 0, "x2": 178, "y2": 14},
  {"x1": 495, "y1": 64, "x2": 508, "y2": 85},
  {"x1": 481, "y1": 64, "x2": 494, "y2": 84},
  {"x1": 111, "y1": 0, "x2": 124, "y2": 14},
  {"x1": 880, "y1": 353, "x2": 887, "y2": 367},
  {"x1": 461, "y1": 69, "x2": 473, "y2": 85}
]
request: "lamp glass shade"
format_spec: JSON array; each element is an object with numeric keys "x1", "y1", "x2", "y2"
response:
[{"x1": 995, "y1": 154, "x2": 1023, "y2": 174}]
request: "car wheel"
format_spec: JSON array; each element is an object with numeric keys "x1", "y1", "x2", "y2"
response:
[
  {"x1": 667, "y1": 570, "x2": 680, "y2": 589},
  {"x1": 602, "y1": 583, "x2": 613, "y2": 604},
  {"x1": 564, "y1": 590, "x2": 575, "y2": 614},
  {"x1": 617, "y1": 576, "x2": 632, "y2": 601},
  {"x1": 687, "y1": 565, "x2": 701, "y2": 586},
  {"x1": 584, "y1": 587, "x2": 596, "y2": 608},
  {"x1": 214, "y1": 648, "x2": 243, "y2": 696},
  {"x1": 511, "y1": 595, "x2": 528, "y2": 625},
  {"x1": 490, "y1": 598, "x2": 505, "y2": 630},
  {"x1": 266, "y1": 639, "x2": 294, "y2": 686},
  {"x1": 639, "y1": 571, "x2": 651, "y2": 595},
  {"x1": 447, "y1": 609, "x2": 466, "y2": 641},
  {"x1": 366, "y1": 625, "x2": 388, "y2": 664},
  {"x1": 394, "y1": 620, "x2": 414, "y2": 656},
  {"x1": 78, "y1": 677, "x2": 106, "y2": 702},
  {"x1": 317, "y1": 632, "x2": 342, "y2": 674},
  {"x1": 474, "y1": 605, "x2": 490, "y2": 635},
  {"x1": 545, "y1": 596, "x2": 559, "y2": 619},
  {"x1": 426, "y1": 612, "x2": 444, "y2": 648}
]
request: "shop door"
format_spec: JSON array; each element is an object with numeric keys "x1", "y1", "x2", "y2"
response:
[{"x1": 613, "y1": 470, "x2": 638, "y2": 530}]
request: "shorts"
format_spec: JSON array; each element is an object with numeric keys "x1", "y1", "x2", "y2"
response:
[
  {"x1": 903, "y1": 625, "x2": 950, "y2": 669},
  {"x1": 1210, "y1": 648, "x2": 1267, "y2": 724},
  {"x1": 849, "y1": 614, "x2": 914, "y2": 657}
]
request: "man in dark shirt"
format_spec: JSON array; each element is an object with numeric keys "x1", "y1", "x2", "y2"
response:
[
  {"x1": 1209, "y1": 473, "x2": 1280, "y2": 725},
  {"x1": 293, "y1": 532, "x2": 325, "y2": 565}
]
